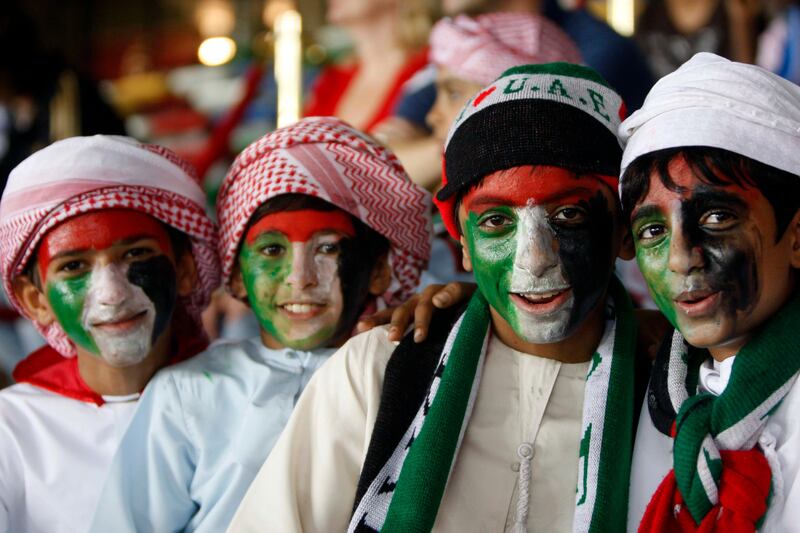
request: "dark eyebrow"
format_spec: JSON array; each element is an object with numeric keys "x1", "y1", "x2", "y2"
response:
[
  {"x1": 630, "y1": 205, "x2": 662, "y2": 225},
  {"x1": 48, "y1": 235, "x2": 163, "y2": 262},
  {"x1": 689, "y1": 187, "x2": 749, "y2": 212}
]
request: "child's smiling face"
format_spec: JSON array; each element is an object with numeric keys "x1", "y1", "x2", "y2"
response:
[
  {"x1": 459, "y1": 165, "x2": 623, "y2": 346},
  {"x1": 237, "y1": 208, "x2": 356, "y2": 351}
]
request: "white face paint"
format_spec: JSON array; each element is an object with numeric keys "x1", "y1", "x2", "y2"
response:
[
  {"x1": 241, "y1": 228, "x2": 348, "y2": 350},
  {"x1": 272, "y1": 235, "x2": 345, "y2": 342},
  {"x1": 81, "y1": 263, "x2": 156, "y2": 367},
  {"x1": 508, "y1": 205, "x2": 575, "y2": 344}
]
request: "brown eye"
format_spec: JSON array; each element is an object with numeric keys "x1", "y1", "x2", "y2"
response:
[
  {"x1": 260, "y1": 244, "x2": 285, "y2": 258},
  {"x1": 59, "y1": 260, "x2": 87, "y2": 273},
  {"x1": 552, "y1": 207, "x2": 587, "y2": 224},
  {"x1": 123, "y1": 247, "x2": 156, "y2": 260},
  {"x1": 481, "y1": 215, "x2": 510, "y2": 229},
  {"x1": 638, "y1": 224, "x2": 666, "y2": 241},
  {"x1": 318, "y1": 242, "x2": 340, "y2": 255},
  {"x1": 700, "y1": 210, "x2": 737, "y2": 230}
]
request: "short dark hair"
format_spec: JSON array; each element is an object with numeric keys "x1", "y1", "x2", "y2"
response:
[{"x1": 621, "y1": 147, "x2": 800, "y2": 242}]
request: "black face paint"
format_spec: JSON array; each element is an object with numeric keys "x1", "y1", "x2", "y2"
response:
[
  {"x1": 127, "y1": 256, "x2": 178, "y2": 342},
  {"x1": 331, "y1": 225, "x2": 390, "y2": 344},
  {"x1": 551, "y1": 191, "x2": 615, "y2": 331},
  {"x1": 679, "y1": 187, "x2": 760, "y2": 317}
]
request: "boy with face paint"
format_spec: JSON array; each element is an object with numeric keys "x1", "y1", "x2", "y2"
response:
[
  {"x1": 89, "y1": 117, "x2": 432, "y2": 533},
  {"x1": 0, "y1": 135, "x2": 219, "y2": 533},
  {"x1": 620, "y1": 53, "x2": 800, "y2": 532},
  {"x1": 229, "y1": 64, "x2": 644, "y2": 533},
  {"x1": 418, "y1": 12, "x2": 581, "y2": 285}
]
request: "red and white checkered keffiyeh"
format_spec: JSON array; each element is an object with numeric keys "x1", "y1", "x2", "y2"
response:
[
  {"x1": 217, "y1": 116, "x2": 432, "y2": 307},
  {"x1": 0, "y1": 135, "x2": 220, "y2": 357},
  {"x1": 430, "y1": 13, "x2": 583, "y2": 86}
]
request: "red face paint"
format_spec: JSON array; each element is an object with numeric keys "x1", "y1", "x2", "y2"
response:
[
  {"x1": 462, "y1": 165, "x2": 618, "y2": 214},
  {"x1": 245, "y1": 209, "x2": 356, "y2": 244},
  {"x1": 38, "y1": 210, "x2": 174, "y2": 275}
]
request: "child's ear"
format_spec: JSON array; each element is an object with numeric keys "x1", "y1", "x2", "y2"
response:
[
  {"x1": 368, "y1": 254, "x2": 392, "y2": 296},
  {"x1": 789, "y1": 210, "x2": 800, "y2": 269},
  {"x1": 175, "y1": 250, "x2": 198, "y2": 298},
  {"x1": 460, "y1": 236, "x2": 473, "y2": 272},
  {"x1": 617, "y1": 224, "x2": 635, "y2": 261},
  {"x1": 230, "y1": 265, "x2": 250, "y2": 303},
  {"x1": 12, "y1": 275, "x2": 55, "y2": 327}
]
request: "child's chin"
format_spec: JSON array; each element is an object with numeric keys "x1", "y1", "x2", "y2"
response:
[
  {"x1": 281, "y1": 330, "x2": 333, "y2": 351},
  {"x1": 678, "y1": 319, "x2": 736, "y2": 351}
]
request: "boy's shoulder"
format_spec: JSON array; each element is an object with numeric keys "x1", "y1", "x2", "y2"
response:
[
  {"x1": 322, "y1": 326, "x2": 400, "y2": 380},
  {"x1": 146, "y1": 338, "x2": 285, "y2": 403}
]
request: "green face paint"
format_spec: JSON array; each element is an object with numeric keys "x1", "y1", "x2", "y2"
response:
[
  {"x1": 46, "y1": 273, "x2": 99, "y2": 354},
  {"x1": 632, "y1": 212, "x2": 678, "y2": 328},
  {"x1": 238, "y1": 230, "x2": 344, "y2": 350},
  {"x1": 462, "y1": 204, "x2": 581, "y2": 344},
  {"x1": 460, "y1": 166, "x2": 617, "y2": 345},
  {"x1": 463, "y1": 208, "x2": 518, "y2": 328}
]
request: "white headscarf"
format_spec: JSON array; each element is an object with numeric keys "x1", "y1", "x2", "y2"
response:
[{"x1": 619, "y1": 52, "x2": 800, "y2": 180}]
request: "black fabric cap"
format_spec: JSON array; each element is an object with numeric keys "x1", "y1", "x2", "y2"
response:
[{"x1": 437, "y1": 99, "x2": 622, "y2": 201}]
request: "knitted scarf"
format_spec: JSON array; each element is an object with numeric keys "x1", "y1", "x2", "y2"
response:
[
  {"x1": 640, "y1": 294, "x2": 800, "y2": 533},
  {"x1": 349, "y1": 276, "x2": 637, "y2": 532}
]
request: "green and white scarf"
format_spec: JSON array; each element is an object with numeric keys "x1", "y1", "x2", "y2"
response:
[
  {"x1": 642, "y1": 294, "x2": 800, "y2": 529},
  {"x1": 349, "y1": 277, "x2": 637, "y2": 532}
]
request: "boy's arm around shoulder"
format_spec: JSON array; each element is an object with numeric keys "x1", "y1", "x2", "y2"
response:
[
  {"x1": 226, "y1": 327, "x2": 396, "y2": 533},
  {"x1": 89, "y1": 370, "x2": 198, "y2": 533}
]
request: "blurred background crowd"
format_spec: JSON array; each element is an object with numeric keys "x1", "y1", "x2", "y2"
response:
[{"x1": 1, "y1": 0, "x2": 799, "y2": 386}]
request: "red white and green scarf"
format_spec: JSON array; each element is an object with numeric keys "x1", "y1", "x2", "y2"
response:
[
  {"x1": 640, "y1": 295, "x2": 800, "y2": 532},
  {"x1": 349, "y1": 277, "x2": 637, "y2": 532}
]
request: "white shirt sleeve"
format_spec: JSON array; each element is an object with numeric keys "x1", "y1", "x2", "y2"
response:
[
  {"x1": 227, "y1": 328, "x2": 395, "y2": 533},
  {"x1": 0, "y1": 423, "x2": 19, "y2": 533},
  {"x1": 89, "y1": 372, "x2": 198, "y2": 532}
]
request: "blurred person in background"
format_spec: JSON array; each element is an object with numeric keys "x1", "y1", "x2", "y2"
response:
[
  {"x1": 0, "y1": 4, "x2": 125, "y2": 189},
  {"x1": 303, "y1": 0, "x2": 435, "y2": 133},
  {"x1": 378, "y1": 0, "x2": 653, "y2": 150},
  {"x1": 757, "y1": 0, "x2": 800, "y2": 84},
  {"x1": 636, "y1": 0, "x2": 764, "y2": 78}
]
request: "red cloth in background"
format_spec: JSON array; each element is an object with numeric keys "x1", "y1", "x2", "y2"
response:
[{"x1": 303, "y1": 48, "x2": 429, "y2": 133}]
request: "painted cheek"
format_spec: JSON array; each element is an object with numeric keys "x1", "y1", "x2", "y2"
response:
[
  {"x1": 635, "y1": 239, "x2": 678, "y2": 327},
  {"x1": 238, "y1": 242, "x2": 291, "y2": 334},
  {"x1": 312, "y1": 253, "x2": 340, "y2": 295},
  {"x1": 463, "y1": 213, "x2": 516, "y2": 319},
  {"x1": 46, "y1": 274, "x2": 98, "y2": 354},
  {"x1": 126, "y1": 256, "x2": 177, "y2": 342},
  {"x1": 551, "y1": 193, "x2": 615, "y2": 328}
]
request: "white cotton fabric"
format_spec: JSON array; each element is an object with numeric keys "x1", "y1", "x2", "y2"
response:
[
  {"x1": 227, "y1": 328, "x2": 588, "y2": 533},
  {"x1": 619, "y1": 52, "x2": 800, "y2": 181},
  {"x1": 627, "y1": 358, "x2": 800, "y2": 532},
  {"x1": 89, "y1": 338, "x2": 334, "y2": 533},
  {"x1": 0, "y1": 384, "x2": 137, "y2": 533}
]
